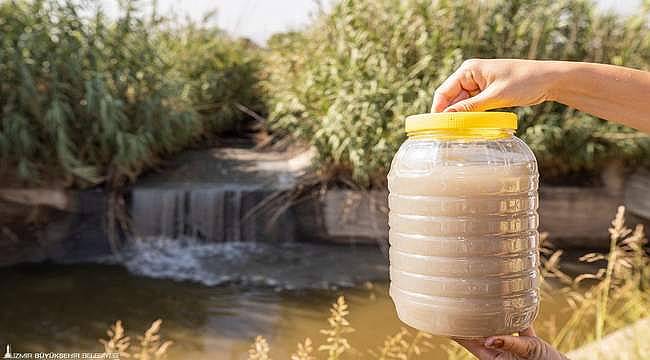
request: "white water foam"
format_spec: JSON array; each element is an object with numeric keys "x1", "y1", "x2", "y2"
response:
[
  {"x1": 122, "y1": 237, "x2": 271, "y2": 286},
  {"x1": 120, "y1": 236, "x2": 389, "y2": 290}
]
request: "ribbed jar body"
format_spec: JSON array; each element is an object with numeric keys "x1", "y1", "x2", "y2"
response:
[{"x1": 387, "y1": 130, "x2": 540, "y2": 338}]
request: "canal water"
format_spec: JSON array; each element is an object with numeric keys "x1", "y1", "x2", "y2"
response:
[{"x1": 0, "y1": 239, "x2": 567, "y2": 360}]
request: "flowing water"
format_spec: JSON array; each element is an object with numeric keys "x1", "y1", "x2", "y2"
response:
[
  {"x1": 0, "y1": 242, "x2": 569, "y2": 360},
  {"x1": 0, "y1": 239, "x2": 395, "y2": 360}
]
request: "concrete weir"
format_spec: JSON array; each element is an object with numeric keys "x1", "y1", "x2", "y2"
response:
[{"x1": 0, "y1": 146, "x2": 648, "y2": 267}]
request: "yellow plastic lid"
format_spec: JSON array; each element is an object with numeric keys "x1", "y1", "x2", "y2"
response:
[{"x1": 405, "y1": 112, "x2": 517, "y2": 133}]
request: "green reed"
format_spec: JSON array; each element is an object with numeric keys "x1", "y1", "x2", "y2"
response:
[
  {"x1": 0, "y1": 0, "x2": 263, "y2": 187},
  {"x1": 265, "y1": 0, "x2": 650, "y2": 187}
]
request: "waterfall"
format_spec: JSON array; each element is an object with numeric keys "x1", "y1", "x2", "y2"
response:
[
  {"x1": 131, "y1": 186, "x2": 291, "y2": 243},
  {"x1": 122, "y1": 182, "x2": 390, "y2": 289}
]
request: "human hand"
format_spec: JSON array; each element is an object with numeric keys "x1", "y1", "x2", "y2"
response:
[
  {"x1": 431, "y1": 59, "x2": 559, "y2": 113},
  {"x1": 454, "y1": 327, "x2": 569, "y2": 360}
]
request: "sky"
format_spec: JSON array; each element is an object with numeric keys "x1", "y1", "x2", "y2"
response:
[{"x1": 99, "y1": 0, "x2": 641, "y2": 45}]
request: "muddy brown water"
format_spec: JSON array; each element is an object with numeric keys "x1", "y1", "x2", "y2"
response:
[{"x1": 0, "y1": 259, "x2": 568, "y2": 360}]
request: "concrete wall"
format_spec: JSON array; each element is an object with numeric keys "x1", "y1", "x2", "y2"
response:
[
  {"x1": 299, "y1": 178, "x2": 649, "y2": 249},
  {"x1": 1, "y1": 179, "x2": 648, "y2": 267}
]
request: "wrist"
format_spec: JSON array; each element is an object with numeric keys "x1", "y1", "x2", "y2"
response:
[{"x1": 538, "y1": 60, "x2": 575, "y2": 103}]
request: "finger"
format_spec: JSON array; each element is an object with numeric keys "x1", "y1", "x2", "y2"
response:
[
  {"x1": 431, "y1": 62, "x2": 483, "y2": 112},
  {"x1": 454, "y1": 338, "x2": 499, "y2": 359},
  {"x1": 520, "y1": 327, "x2": 536, "y2": 337},
  {"x1": 449, "y1": 89, "x2": 471, "y2": 105},
  {"x1": 443, "y1": 90, "x2": 493, "y2": 112},
  {"x1": 485, "y1": 335, "x2": 539, "y2": 358},
  {"x1": 456, "y1": 67, "x2": 481, "y2": 94},
  {"x1": 431, "y1": 71, "x2": 465, "y2": 112}
]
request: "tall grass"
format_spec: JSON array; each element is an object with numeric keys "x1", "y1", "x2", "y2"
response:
[
  {"x1": 0, "y1": 0, "x2": 263, "y2": 187},
  {"x1": 5, "y1": 0, "x2": 648, "y2": 188},
  {"x1": 0, "y1": 0, "x2": 195, "y2": 186},
  {"x1": 265, "y1": 0, "x2": 650, "y2": 187},
  {"x1": 541, "y1": 206, "x2": 649, "y2": 351}
]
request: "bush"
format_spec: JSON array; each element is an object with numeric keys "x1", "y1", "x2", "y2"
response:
[
  {"x1": 0, "y1": 0, "x2": 263, "y2": 187},
  {"x1": 160, "y1": 19, "x2": 265, "y2": 134},
  {"x1": 265, "y1": 0, "x2": 650, "y2": 187}
]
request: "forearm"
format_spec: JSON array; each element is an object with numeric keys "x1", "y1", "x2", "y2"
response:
[{"x1": 545, "y1": 61, "x2": 650, "y2": 132}]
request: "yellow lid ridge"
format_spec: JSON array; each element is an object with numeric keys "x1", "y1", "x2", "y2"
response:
[{"x1": 405, "y1": 112, "x2": 517, "y2": 133}]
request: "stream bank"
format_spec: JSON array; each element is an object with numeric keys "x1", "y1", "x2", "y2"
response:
[{"x1": 1, "y1": 145, "x2": 648, "y2": 268}]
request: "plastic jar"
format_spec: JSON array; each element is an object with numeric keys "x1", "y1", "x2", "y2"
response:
[{"x1": 387, "y1": 112, "x2": 540, "y2": 338}]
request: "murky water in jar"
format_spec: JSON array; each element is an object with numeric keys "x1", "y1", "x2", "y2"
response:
[{"x1": 388, "y1": 139, "x2": 540, "y2": 338}]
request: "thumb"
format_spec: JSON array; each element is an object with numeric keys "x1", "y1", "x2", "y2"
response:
[
  {"x1": 443, "y1": 90, "x2": 492, "y2": 112},
  {"x1": 485, "y1": 335, "x2": 541, "y2": 359}
]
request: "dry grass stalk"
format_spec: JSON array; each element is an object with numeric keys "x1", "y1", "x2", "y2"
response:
[
  {"x1": 248, "y1": 295, "x2": 437, "y2": 360},
  {"x1": 545, "y1": 206, "x2": 649, "y2": 352},
  {"x1": 134, "y1": 319, "x2": 173, "y2": 360},
  {"x1": 249, "y1": 336, "x2": 272, "y2": 360},
  {"x1": 100, "y1": 319, "x2": 172, "y2": 360},
  {"x1": 291, "y1": 338, "x2": 315, "y2": 360},
  {"x1": 100, "y1": 321, "x2": 131, "y2": 359},
  {"x1": 319, "y1": 296, "x2": 355, "y2": 359},
  {"x1": 370, "y1": 328, "x2": 433, "y2": 360}
]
